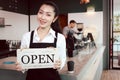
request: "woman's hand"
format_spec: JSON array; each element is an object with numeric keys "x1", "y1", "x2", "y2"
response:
[
  {"x1": 53, "y1": 60, "x2": 61, "y2": 70},
  {"x1": 16, "y1": 62, "x2": 27, "y2": 73},
  {"x1": 16, "y1": 62, "x2": 23, "y2": 71}
]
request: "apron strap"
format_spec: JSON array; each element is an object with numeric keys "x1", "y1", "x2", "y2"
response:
[
  {"x1": 54, "y1": 32, "x2": 58, "y2": 47},
  {"x1": 29, "y1": 30, "x2": 34, "y2": 48}
]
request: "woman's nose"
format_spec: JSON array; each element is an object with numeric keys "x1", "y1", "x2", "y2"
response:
[{"x1": 41, "y1": 14, "x2": 46, "y2": 19}]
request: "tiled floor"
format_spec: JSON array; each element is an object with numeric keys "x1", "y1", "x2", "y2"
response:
[
  {"x1": 100, "y1": 70, "x2": 120, "y2": 80},
  {"x1": 101, "y1": 51, "x2": 120, "y2": 80}
]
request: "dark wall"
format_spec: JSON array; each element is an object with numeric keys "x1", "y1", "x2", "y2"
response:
[
  {"x1": 0, "y1": 0, "x2": 28, "y2": 15},
  {"x1": 0, "y1": 0, "x2": 103, "y2": 15},
  {"x1": 29, "y1": 0, "x2": 103, "y2": 15}
]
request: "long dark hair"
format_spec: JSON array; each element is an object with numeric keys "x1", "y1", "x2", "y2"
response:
[{"x1": 39, "y1": 1, "x2": 62, "y2": 33}]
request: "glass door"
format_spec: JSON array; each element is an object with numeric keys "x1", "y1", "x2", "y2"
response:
[{"x1": 112, "y1": 0, "x2": 120, "y2": 69}]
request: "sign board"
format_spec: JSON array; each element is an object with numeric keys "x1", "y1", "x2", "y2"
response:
[{"x1": 17, "y1": 48, "x2": 59, "y2": 69}]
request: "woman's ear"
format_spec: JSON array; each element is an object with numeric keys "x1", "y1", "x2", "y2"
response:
[{"x1": 53, "y1": 16, "x2": 58, "y2": 23}]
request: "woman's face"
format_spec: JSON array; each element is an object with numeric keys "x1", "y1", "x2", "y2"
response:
[{"x1": 37, "y1": 4, "x2": 56, "y2": 28}]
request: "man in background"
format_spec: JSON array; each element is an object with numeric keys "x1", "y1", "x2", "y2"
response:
[
  {"x1": 63, "y1": 20, "x2": 78, "y2": 38},
  {"x1": 63, "y1": 20, "x2": 78, "y2": 57}
]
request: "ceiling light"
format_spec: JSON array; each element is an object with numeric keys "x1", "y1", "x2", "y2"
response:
[{"x1": 80, "y1": 0, "x2": 90, "y2": 4}]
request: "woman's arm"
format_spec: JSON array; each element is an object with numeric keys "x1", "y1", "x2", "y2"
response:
[
  {"x1": 56, "y1": 33, "x2": 66, "y2": 70},
  {"x1": 16, "y1": 32, "x2": 30, "y2": 73}
]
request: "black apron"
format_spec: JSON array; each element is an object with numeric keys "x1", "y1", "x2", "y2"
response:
[{"x1": 26, "y1": 31, "x2": 61, "y2": 80}]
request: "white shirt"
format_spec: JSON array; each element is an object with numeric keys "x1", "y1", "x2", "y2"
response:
[
  {"x1": 63, "y1": 26, "x2": 78, "y2": 37},
  {"x1": 20, "y1": 28, "x2": 66, "y2": 69}
]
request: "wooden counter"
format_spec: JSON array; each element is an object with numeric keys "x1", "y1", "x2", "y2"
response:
[{"x1": 0, "y1": 56, "x2": 16, "y2": 70}]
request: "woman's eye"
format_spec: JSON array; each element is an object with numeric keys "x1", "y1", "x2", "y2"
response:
[
  {"x1": 39, "y1": 11, "x2": 43, "y2": 14},
  {"x1": 47, "y1": 14, "x2": 51, "y2": 16}
]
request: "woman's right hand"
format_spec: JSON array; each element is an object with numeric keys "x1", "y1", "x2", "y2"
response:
[{"x1": 16, "y1": 62, "x2": 23, "y2": 71}]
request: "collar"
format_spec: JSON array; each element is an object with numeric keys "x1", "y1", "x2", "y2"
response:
[
  {"x1": 34, "y1": 28, "x2": 56, "y2": 38},
  {"x1": 49, "y1": 28, "x2": 56, "y2": 38}
]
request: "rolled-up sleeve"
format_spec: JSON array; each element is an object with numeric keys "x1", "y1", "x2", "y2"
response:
[{"x1": 20, "y1": 32, "x2": 30, "y2": 49}]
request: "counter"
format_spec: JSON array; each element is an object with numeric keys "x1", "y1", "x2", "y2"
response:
[
  {"x1": 0, "y1": 45, "x2": 105, "y2": 80},
  {"x1": 59, "y1": 45, "x2": 105, "y2": 80}
]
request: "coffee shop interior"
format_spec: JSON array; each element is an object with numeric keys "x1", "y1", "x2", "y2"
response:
[{"x1": 0, "y1": 0, "x2": 120, "y2": 80}]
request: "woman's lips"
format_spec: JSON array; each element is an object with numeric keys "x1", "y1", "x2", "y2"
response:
[{"x1": 40, "y1": 20, "x2": 46, "y2": 25}]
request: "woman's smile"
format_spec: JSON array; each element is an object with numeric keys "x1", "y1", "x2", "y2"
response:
[{"x1": 39, "y1": 19, "x2": 47, "y2": 25}]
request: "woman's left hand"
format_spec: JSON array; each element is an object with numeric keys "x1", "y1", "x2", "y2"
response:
[{"x1": 53, "y1": 60, "x2": 61, "y2": 70}]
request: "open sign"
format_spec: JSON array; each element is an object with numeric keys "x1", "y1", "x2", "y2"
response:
[{"x1": 17, "y1": 48, "x2": 59, "y2": 69}]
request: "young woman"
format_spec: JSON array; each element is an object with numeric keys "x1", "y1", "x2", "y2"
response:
[{"x1": 16, "y1": 1, "x2": 66, "y2": 80}]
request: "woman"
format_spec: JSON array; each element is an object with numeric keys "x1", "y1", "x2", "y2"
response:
[{"x1": 16, "y1": 1, "x2": 66, "y2": 80}]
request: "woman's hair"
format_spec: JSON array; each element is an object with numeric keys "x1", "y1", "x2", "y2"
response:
[{"x1": 40, "y1": 1, "x2": 62, "y2": 33}]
